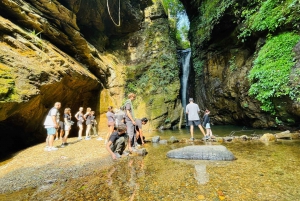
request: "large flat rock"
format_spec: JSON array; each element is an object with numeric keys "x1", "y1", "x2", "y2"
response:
[{"x1": 166, "y1": 145, "x2": 236, "y2": 161}]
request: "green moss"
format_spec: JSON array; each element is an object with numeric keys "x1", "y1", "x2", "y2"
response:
[
  {"x1": 0, "y1": 64, "x2": 16, "y2": 101},
  {"x1": 248, "y1": 32, "x2": 300, "y2": 114},
  {"x1": 190, "y1": 0, "x2": 233, "y2": 47},
  {"x1": 239, "y1": 0, "x2": 300, "y2": 41}
]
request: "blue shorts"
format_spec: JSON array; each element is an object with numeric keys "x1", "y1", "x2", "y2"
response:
[
  {"x1": 46, "y1": 127, "x2": 56, "y2": 135},
  {"x1": 188, "y1": 120, "x2": 201, "y2": 126},
  {"x1": 205, "y1": 123, "x2": 211, "y2": 129}
]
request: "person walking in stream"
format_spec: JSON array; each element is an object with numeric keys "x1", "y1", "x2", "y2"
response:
[
  {"x1": 124, "y1": 93, "x2": 138, "y2": 150},
  {"x1": 186, "y1": 98, "x2": 206, "y2": 140},
  {"x1": 203, "y1": 109, "x2": 214, "y2": 139}
]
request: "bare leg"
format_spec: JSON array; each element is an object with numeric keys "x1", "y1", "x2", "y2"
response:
[
  {"x1": 85, "y1": 124, "x2": 92, "y2": 137},
  {"x1": 55, "y1": 130, "x2": 58, "y2": 140},
  {"x1": 60, "y1": 129, "x2": 64, "y2": 140},
  {"x1": 78, "y1": 125, "x2": 83, "y2": 139},
  {"x1": 46, "y1": 135, "x2": 49, "y2": 147},
  {"x1": 63, "y1": 129, "x2": 70, "y2": 143},
  {"x1": 190, "y1": 125, "x2": 194, "y2": 139},
  {"x1": 48, "y1": 134, "x2": 55, "y2": 147},
  {"x1": 198, "y1": 124, "x2": 206, "y2": 136}
]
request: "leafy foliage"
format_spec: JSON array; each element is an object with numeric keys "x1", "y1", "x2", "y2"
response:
[
  {"x1": 239, "y1": 0, "x2": 300, "y2": 41},
  {"x1": 161, "y1": 0, "x2": 190, "y2": 49},
  {"x1": 248, "y1": 32, "x2": 300, "y2": 113},
  {"x1": 190, "y1": 0, "x2": 233, "y2": 47}
]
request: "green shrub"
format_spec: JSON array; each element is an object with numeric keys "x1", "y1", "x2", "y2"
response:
[{"x1": 248, "y1": 32, "x2": 300, "y2": 114}]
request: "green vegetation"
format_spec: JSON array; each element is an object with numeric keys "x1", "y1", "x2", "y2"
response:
[
  {"x1": 160, "y1": 0, "x2": 190, "y2": 49},
  {"x1": 239, "y1": 0, "x2": 300, "y2": 41},
  {"x1": 190, "y1": 0, "x2": 233, "y2": 47},
  {"x1": 248, "y1": 32, "x2": 300, "y2": 114}
]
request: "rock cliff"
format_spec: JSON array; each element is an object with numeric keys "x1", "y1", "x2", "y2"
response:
[
  {"x1": 180, "y1": 0, "x2": 300, "y2": 129},
  {"x1": 0, "y1": 0, "x2": 181, "y2": 156}
]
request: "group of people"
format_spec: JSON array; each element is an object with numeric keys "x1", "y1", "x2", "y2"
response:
[
  {"x1": 105, "y1": 93, "x2": 149, "y2": 159},
  {"x1": 43, "y1": 102, "x2": 100, "y2": 151},
  {"x1": 43, "y1": 94, "x2": 211, "y2": 156},
  {"x1": 186, "y1": 98, "x2": 214, "y2": 141}
]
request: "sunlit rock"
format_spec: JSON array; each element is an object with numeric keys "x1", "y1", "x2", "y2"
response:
[
  {"x1": 260, "y1": 134, "x2": 276, "y2": 141},
  {"x1": 166, "y1": 145, "x2": 236, "y2": 161}
]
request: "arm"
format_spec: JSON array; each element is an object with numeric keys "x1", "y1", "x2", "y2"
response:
[
  {"x1": 64, "y1": 117, "x2": 71, "y2": 126},
  {"x1": 140, "y1": 129, "x2": 144, "y2": 145},
  {"x1": 106, "y1": 141, "x2": 117, "y2": 160},
  {"x1": 75, "y1": 112, "x2": 79, "y2": 120},
  {"x1": 127, "y1": 136, "x2": 132, "y2": 152},
  {"x1": 52, "y1": 115, "x2": 58, "y2": 128}
]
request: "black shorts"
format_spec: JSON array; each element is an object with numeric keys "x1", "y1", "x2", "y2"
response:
[{"x1": 188, "y1": 120, "x2": 201, "y2": 126}]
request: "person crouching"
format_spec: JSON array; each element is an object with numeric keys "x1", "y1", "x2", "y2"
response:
[{"x1": 106, "y1": 124, "x2": 132, "y2": 160}]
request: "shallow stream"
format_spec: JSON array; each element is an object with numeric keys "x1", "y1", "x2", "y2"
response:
[{"x1": 1, "y1": 125, "x2": 300, "y2": 200}]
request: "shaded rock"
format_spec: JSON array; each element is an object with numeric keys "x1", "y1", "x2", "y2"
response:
[
  {"x1": 152, "y1": 136, "x2": 160, "y2": 143},
  {"x1": 168, "y1": 136, "x2": 179, "y2": 143},
  {"x1": 132, "y1": 148, "x2": 147, "y2": 156},
  {"x1": 159, "y1": 140, "x2": 168, "y2": 144},
  {"x1": 166, "y1": 145, "x2": 236, "y2": 161}
]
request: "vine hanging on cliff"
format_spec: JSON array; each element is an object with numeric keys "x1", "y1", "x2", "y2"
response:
[{"x1": 107, "y1": 0, "x2": 121, "y2": 26}]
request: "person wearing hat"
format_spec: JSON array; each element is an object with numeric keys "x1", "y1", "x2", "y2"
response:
[{"x1": 186, "y1": 98, "x2": 206, "y2": 140}]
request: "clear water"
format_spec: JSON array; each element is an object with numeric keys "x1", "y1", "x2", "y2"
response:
[{"x1": 2, "y1": 126, "x2": 300, "y2": 201}]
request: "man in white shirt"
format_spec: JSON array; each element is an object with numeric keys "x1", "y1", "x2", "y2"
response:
[
  {"x1": 44, "y1": 102, "x2": 61, "y2": 151},
  {"x1": 186, "y1": 98, "x2": 205, "y2": 140}
]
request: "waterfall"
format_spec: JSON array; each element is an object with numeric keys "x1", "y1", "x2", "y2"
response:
[{"x1": 178, "y1": 48, "x2": 191, "y2": 111}]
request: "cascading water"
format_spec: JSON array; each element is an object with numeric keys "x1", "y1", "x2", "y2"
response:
[{"x1": 178, "y1": 48, "x2": 191, "y2": 111}]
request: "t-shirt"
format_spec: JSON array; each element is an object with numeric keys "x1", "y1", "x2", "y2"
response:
[
  {"x1": 44, "y1": 107, "x2": 59, "y2": 128},
  {"x1": 115, "y1": 110, "x2": 125, "y2": 125},
  {"x1": 109, "y1": 131, "x2": 126, "y2": 144},
  {"x1": 64, "y1": 113, "x2": 71, "y2": 126},
  {"x1": 106, "y1": 111, "x2": 115, "y2": 123},
  {"x1": 135, "y1": 119, "x2": 142, "y2": 131},
  {"x1": 124, "y1": 102, "x2": 133, "y2": 122},
  {"x1": 186, "y1": 102, "x2": 200, "y2": 121}
]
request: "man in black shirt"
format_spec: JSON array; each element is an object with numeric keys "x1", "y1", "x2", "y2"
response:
[{"x1": 106, "y1": 124, "x2": 132, "y2": 160}]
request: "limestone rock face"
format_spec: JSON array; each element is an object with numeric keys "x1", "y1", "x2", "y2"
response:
[
  {"x1": 0, "y1": 0, "x2": 180, "y2": 156},
  {"x1": 167, "y1": 145, "x2": 236, "y2": 161},
  {"x1": 180, "y1": 0, "x2": 300, "y2": 129}
]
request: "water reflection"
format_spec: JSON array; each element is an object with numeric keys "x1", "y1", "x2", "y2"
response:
[{"x1": 2, "y1": 126, "x2": 300, "y2": 200}]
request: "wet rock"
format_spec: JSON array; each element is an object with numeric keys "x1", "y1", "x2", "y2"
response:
[
  {"x1": 132, "y1": 148, "x2": 147, "y2": 156},
  {"x1": 152, "y1": 136, "x2": 160, "y2": 143},
  {"x1": 168, "y1": 136, "x2": 179, "y2": 143},
  {"x1": 166, "y1": 145, "x2": 236, "y2": 161},
  {"x1": 260, "y1": 134, "x2": 276, "y2": 141},
  {"x1": 223, "y1": 137, "x2": 233, "y2": 142},
  {"x1": 159, "y1": 140, "x2": 168, "y2": 144}
]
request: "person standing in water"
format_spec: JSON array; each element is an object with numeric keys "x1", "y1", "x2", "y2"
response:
[
  {"x1": 186, "y1": 98, "x2": 206, "y2": 140},
  {"x1": 75, "y1": 107, "x2": 84, "y2": 140},
  {"x1": 124, "y1": 93, "x2": 137, "y2": 149},
  {"x1": 203, "y1": 109, "x2": 214, "y2": 139}
]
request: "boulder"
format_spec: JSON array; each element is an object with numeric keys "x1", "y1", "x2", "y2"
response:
[
  {"x1": 152, "y1": 136, "x2": 160, "y2": 143},
  {"x1": 260, "y1": 133, "x2": 276, "y2": 141},
  {"x1": 166, "y1": 145, "x2": 236, "y2": 161}
]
